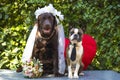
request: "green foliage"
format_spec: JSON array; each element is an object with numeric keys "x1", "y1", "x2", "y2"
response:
[
  {"x1": 0, "y1": 0, "x2": 120, "y2": 72},
  {"x1": 0, "y1": 25, "x2": 28, "y2": 70}
]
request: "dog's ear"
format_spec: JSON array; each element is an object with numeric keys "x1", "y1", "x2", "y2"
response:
[
  {"x1": 80, "y1": 26, "x2": 86, "y2": 33},
  {"x1": 53, "y1": 16, "x2": 57, "y2": 27},
  {"x1": 79, "y1": 28, "x2": 84, "y2": 40},
  {"x1": 37, "y1": 15, "x2": 41, "y2": 27},
  {"x1": 79, "y1": 28, "x2": 84, "y2": 34},
  {"x1": 68, "y1": 26, "x2": 74, "y2": 35},
  {"x1": 69, "y1": 26, "x2": 73, "y2": 31}
]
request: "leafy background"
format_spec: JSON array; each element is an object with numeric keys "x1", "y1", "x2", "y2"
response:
[{"x1": 0, "y1": 0, "x2": 120, "y2": 72}]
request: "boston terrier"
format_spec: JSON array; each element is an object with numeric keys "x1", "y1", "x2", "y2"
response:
[{"x1": 66, "y1": 27, "x2": 84, "y2": 78}]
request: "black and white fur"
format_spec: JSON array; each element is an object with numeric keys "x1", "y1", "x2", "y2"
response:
[{"x1": 66, "y1": 27, "x2": 84, "y2": 78}]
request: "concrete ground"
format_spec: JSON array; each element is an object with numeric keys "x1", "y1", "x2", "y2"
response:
[{"x1": 0, "y1": 69, "x2": 120, "y2": 80}]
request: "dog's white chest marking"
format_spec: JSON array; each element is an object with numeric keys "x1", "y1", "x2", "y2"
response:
[
  {"x1": 68, "y1": 42, "x2": 83, "y2": 63},
  {"x1": 68, "y1": 42, "x2": 83, "y2": 78}
]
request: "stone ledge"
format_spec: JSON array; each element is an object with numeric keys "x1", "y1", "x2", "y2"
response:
[{"x1": 0, "y1": 69, "x2": 120, "y2": 80}]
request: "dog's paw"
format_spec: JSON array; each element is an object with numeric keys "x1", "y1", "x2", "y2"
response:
[
  {"x1": 54, "y1": 73, "x2": 59, "y2": 77},
  {"x1": 68, "y1": 73, "x2": 73, "y2": 78},
  {"x1": 54, "y1": 73, "x2": 64, "y2": 77},
  {"x1": 79, "y1": 72, "x2": 84, "y2": 76},
  {"x1": 55, "y1": 73, "x2": 64, "y2": 77},
  {"x1": 16, "y1": 66, "x2": 22, "y2": 72},
  {"x1": 68, "y1": 75, "x2": 73, "y2": 78},
  {"x1": 74, "y1": 74, "x2": 79, "y2": 78}
]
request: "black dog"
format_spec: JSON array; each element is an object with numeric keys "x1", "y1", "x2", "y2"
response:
[{"x1": 32, "y1": 13, "x2": 59, "y2": 76}]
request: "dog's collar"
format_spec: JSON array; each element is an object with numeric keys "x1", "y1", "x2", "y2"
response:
[
  {"x1": 69, "y1": 41, "x2": 82, "y2": 47},
  {"x1": 69, "y1": 42, "x2": 77, "y2": 47},
  {"x1": 71, "y1": 43, "x2": 76, "y2": 47}
]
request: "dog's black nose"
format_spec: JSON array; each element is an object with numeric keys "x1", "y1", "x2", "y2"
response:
[
  {"x1": 44, "y1": 20, "x2": 51, "y2": 29},
  {"x1": 44, "y1": 24, "x2": 51, "y2": 29},
  {"x1": 74, "y1": 34, "x2": 78, "y2": 39}
]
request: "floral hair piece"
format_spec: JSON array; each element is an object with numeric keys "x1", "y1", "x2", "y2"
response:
[{"x1": 34, "y1": 4, "x2": 64, "y2": 23}]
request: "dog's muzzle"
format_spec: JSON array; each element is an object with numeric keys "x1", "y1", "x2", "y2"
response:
[
  {"x1": 43, "y1": 20, "x2": 52, "y2": 35},
  {"x1": 73, "y1": 34, "x2": 79, "y2": 40},
  {"x1": 71, "y1": 34, "x2": 82, "y2": 42}
]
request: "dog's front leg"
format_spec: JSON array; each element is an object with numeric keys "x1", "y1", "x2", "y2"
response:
[
  {"x1": 68, "y1": 65, "x2": 73, "y2": 78},
  {"x1": 79, "y1": 62, "x2": 84, "y2": 76},
  {"x1": 53, "y1": 48, "x2": 59, "y2": 77},
  {"x1": 74, "y1": 63, "x2": 80, "y2": 78}
]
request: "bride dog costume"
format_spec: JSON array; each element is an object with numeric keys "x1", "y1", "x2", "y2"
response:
[{"x1": 21, "y1": 4, "x2": 66, "y2": 74}]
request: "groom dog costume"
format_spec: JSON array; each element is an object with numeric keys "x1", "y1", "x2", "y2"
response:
[{"x1": 22, "y1": 4, "x2": 65, "y2": 76}]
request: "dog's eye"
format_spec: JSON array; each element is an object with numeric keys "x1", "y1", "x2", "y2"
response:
[
  {"x1": 48, "y1": 16, "x2": 54, "y2": 21},
  {"x1": 70, "y1": 32, "x2": 74, "y2": 35},
  {"x1": 42, "y1": 16, "x2": 46, "y2": 20},
  {"x1": 78, "y1": 32, "x2": 82, "y2": 35},
  {"x1": 48, "y1": 16, "x2": 51, "y2": 19}
]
